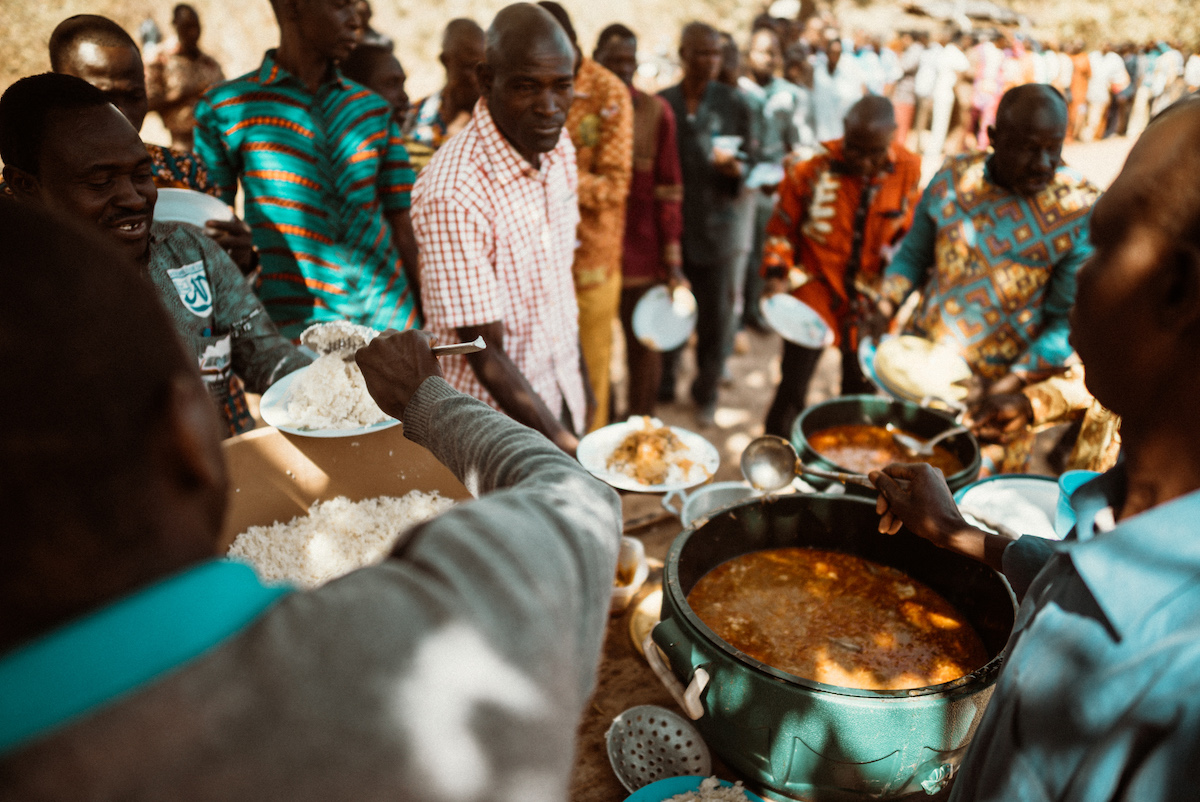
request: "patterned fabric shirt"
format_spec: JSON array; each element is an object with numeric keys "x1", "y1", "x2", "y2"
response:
[
  {"x1": 194, "y1": 50, "x2": 419, "y2": 338},
  {"x1": 403, "y1": 91, "x2": 450, "y2": 151},
  {"x1": 763, "y1": 140, "x2": 922, "y2": 346},
  {"x1": 622, "y1": 89, "x2": 683, "y2": 285},
  {"x1": 882, "y1": 152, "x2": 1100, "y2": 380},
  {"x1": 147, "y1": 221, "x2": 311, "y2": 436},
  {"x1": 412, "y1": 99, "x2": 586, "y2": 433},
  {"x1": 564, "y1": 58, "x2": 633, "y2": 289}
]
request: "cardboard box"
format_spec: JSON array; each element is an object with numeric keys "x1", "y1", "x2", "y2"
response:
[{"x1": 218, "y1": 425, "x2": 472, "y2": 552}]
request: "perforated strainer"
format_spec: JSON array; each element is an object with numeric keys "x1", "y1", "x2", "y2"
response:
[{"x1": 605, "y1": 704, "x2": 712, "y2": 793}]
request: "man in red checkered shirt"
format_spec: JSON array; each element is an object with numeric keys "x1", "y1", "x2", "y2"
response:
[{"x1": 413, "y1": 3, "x2": 590, "y2": 456}]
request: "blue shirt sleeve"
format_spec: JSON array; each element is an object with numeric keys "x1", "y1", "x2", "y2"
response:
[
  {"x1": 882, "y1": 182, "x2": 939, "y2": 304},
  {"x1": 1001, "y1": 535, "x2": 1060, "y2": 601}
]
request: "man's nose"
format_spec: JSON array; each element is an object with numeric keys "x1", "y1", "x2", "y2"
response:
[{"x1": 113, "y1": 175, "x2": 150, "y2": 209}]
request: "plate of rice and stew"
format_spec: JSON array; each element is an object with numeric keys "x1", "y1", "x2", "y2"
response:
[{"x1": 577, "y1": 416, "x2": 720, "y2": 493}]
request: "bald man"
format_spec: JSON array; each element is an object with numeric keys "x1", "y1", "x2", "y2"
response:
[
  {"x1": 412, "y1": 3, "x2": 590, "y2": 456},
  {"x1": 880, "y1": 85, "x2": 1100, "y2": 398},
  {"x1": 760, "y1": 96, "x2": 922, "y2": 438},
  {"x1": 404, "y1": 17, "x2": 486, "y2": 163},
  {"x1": 870, "y1": 97, "x2": 1200, "y2": 802}
]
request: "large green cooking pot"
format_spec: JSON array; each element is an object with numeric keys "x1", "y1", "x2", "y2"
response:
[
  {"x1": 791, "y1": 395, "x2": 981, "y2": 497},
  {"x1": 651, "y1": 493, "x2": 1016, "y2": 801}
]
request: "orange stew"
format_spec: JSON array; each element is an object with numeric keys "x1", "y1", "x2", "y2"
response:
[
  {"x1": 807, "y1": 424, "x2": 963, "y2": 475},
  {"x1": 687, "y1": 548, "x2": 988, "y2": 690}
]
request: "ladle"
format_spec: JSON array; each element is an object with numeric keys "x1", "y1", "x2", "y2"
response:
[{"x1": 740, "y1": 435, "x2": 874, "y2": 491}]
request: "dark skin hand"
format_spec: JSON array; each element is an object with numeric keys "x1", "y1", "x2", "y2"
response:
[
  {"x1": 385, "y1": 208, "x2": 423, "y2": 320},
  {"x1": 459, "y1": 321, "x2": 580, "y2": 456},
  {"x1": 355, "y1": 329, "x2": 444, "y2": 420},
  {"x1": 969, "y1": 392, "x2": 1034, "y2": 442},
  {"x1": 869, "y1": 463, "x2": 1011, "y2": 571},
  {"x1": 204, "y1": 218, "x2": 257, "y2": 275}
]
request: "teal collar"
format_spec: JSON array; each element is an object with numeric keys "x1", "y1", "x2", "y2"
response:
[{"x1": 0, "y1": 559, "x2": 291, "y2": 754}]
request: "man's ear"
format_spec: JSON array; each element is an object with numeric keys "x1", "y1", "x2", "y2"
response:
[
  {"x1": 476, "y1": 61, "x2": 494, "y2": 96},
  {"x1": 162, "y1": 373, "x2": 226, "y2": 496},
  {"x1": 1160, "y1": 243, "x2": 1200, "y2": 337},
  {"x1": 986, "y1": 125, "x2": 997, "y2": 149},
  {"x1": 3, "y1": 165, "x2": 40, "y2": 200}
]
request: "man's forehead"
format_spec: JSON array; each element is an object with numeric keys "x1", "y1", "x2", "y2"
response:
[
  {"x1": 69, "y1": 41, "x2": 142, "y2": 83},
  {"x1": 498, "y1": 42, "x2": 573, "y2": 76},
  {"x1": 44, "y1": 106, "x2": 146, "y2": 168}
]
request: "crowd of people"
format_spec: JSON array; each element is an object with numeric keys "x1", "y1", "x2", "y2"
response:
[{"x1": 3, "y1": 0, "x2": 1200, "y2": 799}]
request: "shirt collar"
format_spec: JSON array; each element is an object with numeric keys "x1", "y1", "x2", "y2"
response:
[
  {"x1": 0, "y1": 559, "x2": 291, "y2": 754},
  {"x1": 257, "y1": 48, "x2": 348, "y2": 92},
  {"x1": 473, "y1": 98, "x2": 566, "y2": 186},
  {"x1": 1069, "y1": 466, "x2": 1200, "y2": 639}
]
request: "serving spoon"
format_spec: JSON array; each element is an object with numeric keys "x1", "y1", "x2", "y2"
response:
[
  {"x1": 740, "y1": 435, "x2": 874, "y2": 492},
  {"x1": 886, "y1": 423, "x2": 970, "y2": 457}
]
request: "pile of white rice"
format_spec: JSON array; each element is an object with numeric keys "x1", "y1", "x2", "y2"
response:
[
  {"x1": 228, "y1": 492, "x2": 456, "y2": 588},
  {"x1": 665, "y1": 777, "x2": 752, "y2": 801},
  {"x1": 286, "y1": 353, "x2": 391, "y2": 430}
]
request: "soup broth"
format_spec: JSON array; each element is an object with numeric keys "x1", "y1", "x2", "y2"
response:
[
  {"x1": 808, "y1": 424, "x2": 964, "y2": 475},
  {"x1": 687, "y1": 547, "x2": 988, "y2": 690}
]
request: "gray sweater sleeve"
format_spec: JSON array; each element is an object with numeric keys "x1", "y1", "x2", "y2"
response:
[{"x1": 394, "y1": 377, "x2": 623, "y2": 698}]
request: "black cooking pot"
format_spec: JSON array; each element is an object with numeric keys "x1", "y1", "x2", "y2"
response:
[
  {"x1": 652, "y1": 493, "x2": 1016, "y2": 801},
  {"x1": 792, "y1": 395, "x2": 981, "y2": 496}
]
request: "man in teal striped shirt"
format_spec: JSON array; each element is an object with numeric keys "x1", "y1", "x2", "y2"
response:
[{"x1": 195, "y1": 0, "x2": 421, "y2": 337}]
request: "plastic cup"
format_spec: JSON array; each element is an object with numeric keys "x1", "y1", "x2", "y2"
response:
[{"x1": 1054, "y1": 469, "x2": 1100, "y2": 539}]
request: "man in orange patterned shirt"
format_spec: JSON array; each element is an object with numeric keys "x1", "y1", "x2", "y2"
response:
[
  {"x1": 538, "y1": 3, "x2": 633, "y2": 429},
  {"x1": 761, "y1": 96, "x2": 922, "y2": 438}
]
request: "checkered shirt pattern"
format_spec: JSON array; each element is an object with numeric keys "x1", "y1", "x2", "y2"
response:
[{"x1": 412, "y1": 99, "x2": 586, "y2": 432}]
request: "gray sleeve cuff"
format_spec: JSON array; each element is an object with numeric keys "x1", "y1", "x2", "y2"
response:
[{"x1": 399, "y1": 376, "x2": 465, "y2": 446}]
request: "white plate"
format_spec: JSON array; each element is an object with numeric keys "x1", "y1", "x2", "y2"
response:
[
  {"x1": 577, "y1": 418, "x2": 719, "y2": 493},
  {"x1": 632, "y1": 285, "x2": 698, "y2": 352},
  {"x1": 760, "y1": 294, "x2": 834, "y2": 349},
  {"x1": 955, "y1": 475, "x2": 1061, "y2": 540},
  {"x1": 259, "y1": 366, "x2": 400, "y2": 438},
  {"x1": 154, "y1": 188, "x2": 234, "y2": 228}
]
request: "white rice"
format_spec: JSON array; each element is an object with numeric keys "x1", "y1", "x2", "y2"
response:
[
  {"x1": 665, "y1": 776, "x2": 753, "y2": 801},
  {"x1": 228, "y1": 492, "x2": 457, "y2": 588},
  {"x1": 286, "y1": 353, "x2": 391, "y2": 430}
]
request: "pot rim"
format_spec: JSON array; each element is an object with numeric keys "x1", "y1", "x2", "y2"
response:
[
  {"x1": 663, "y1": 493, "x2": 1012, "y2": 700},
  {"x1": 793, "y1": 394, "x2": 981, "y2": 487}
]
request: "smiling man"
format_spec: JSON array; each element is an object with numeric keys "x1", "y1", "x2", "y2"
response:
[
  {"x1": 412, "y1": 3, "x2": 589, "y2": 456},
  {"x1": 0, "y1": 73, "x2": 308, "y2": 436},
  {"x1": 879, "y1": 85, "x2": 1100, "y2": 390},
  {"x1": 194, "y1": 0, "x2": 422, "y2": 337}
]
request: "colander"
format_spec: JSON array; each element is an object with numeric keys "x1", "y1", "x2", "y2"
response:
[{"x1": 605, "y1": 705, "x2": 711, "y2": 793}]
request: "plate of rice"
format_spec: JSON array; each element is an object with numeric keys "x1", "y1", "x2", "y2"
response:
[
  {"x1": 259, "y1": 354, "x2": 398, "y2": 437},
  {"x1": 624, "y1": 776, "x2": 764, "y2": 802},
  {"x1": 577, "y1": 416, "x2": 719, "y2": 493}
]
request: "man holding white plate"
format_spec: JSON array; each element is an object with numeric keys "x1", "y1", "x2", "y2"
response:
[{"x1": 759, "y1": 96, "x2": 922, "y2": 439}]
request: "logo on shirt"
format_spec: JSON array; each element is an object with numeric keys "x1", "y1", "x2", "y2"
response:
[
  {"x1": 577, "y1": 114, "x2": 601, "y2": 148},
  {"x1": 166, "y1": 261, "x2": 213, "y2": 318},
  {"x1": 197, "y1": 334, "x2": 232, "y2": 386}
]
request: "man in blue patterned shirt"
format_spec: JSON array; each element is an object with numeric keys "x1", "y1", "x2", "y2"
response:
[
  {"x1": 195, "y1": 0, "x2": 421, "y2": 337},
  {"x1": 880, "y1": 84, "x2": 1100, "y2": 390}
]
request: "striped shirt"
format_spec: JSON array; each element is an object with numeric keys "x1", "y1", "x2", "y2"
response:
[
  {"x1": 412, "y1": 99, "x2": 586, "y2": 433},
  {"x1": 194, "y1": 50, "x2": 419, "y2": 337}
]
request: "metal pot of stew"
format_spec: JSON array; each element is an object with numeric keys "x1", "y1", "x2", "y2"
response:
[
  {"x1": 651, "y1": 493, "x2": 1016, "y2": 801},
  {"x1": 791, "y1": 395, "x2": 981, "y2": 496}
]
